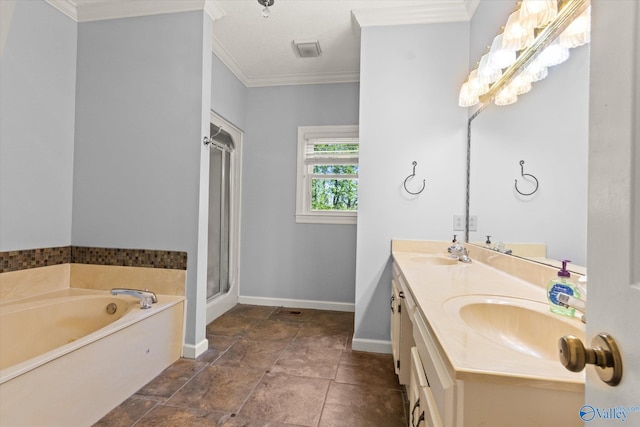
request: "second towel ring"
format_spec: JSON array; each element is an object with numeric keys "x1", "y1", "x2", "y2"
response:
[
  {"x1": 403, "y1": 161, "x2": 426, "y2": 195},
  {"x1": 514, "y1": 160, "x2": 539, "y2": 196}
]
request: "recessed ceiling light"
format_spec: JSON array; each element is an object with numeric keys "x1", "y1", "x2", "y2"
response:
[{"x1": 293, "y1": 40, "x2": 322, "y2": 58}]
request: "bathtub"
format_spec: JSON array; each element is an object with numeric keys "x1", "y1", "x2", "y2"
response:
[{"x1": 0, "y1": 288, "x2": 185, "y2": 426}]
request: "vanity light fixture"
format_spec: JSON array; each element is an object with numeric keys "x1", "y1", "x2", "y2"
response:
[
  {"x1": 257, "y1": 0, "x2": 274, "y2": 18},
  {"x1": 459, "y1": 0, "x2": 591, "y2": 108}
]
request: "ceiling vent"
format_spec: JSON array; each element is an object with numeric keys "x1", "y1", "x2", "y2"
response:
[{"x1": 293, "y1": 40, "x2": 322, "y2": 58}]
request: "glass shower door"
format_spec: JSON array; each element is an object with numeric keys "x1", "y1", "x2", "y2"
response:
[{"x1": 207, "y1": 124, "x2": 234, "y2": 300}]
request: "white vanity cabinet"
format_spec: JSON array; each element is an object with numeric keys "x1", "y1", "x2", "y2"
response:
[
  {"x1": 391, "y1": 263, "x2": 415, "y2": 386},
  {"x1": 391, "y1": 245, "x2": 584, "y2": 427}
]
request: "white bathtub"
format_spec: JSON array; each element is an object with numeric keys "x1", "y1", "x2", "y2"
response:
[{"x1": 0, "y1": 288, "x2": 185, "y2": 426}]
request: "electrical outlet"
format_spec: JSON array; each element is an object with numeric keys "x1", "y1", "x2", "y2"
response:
[
  {"x1": 469, "y1": 215, "x2": 478, "y2": 231},
  {"x1": 453, "y1": 215, "x2": 478, "y2": 231},
  {"x1": 453, "y1": 215, "x2": 465, "y2": 231}
]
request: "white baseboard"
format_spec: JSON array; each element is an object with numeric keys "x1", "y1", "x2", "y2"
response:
[
  {"x1": 351, "y1": 338, "x2": 392, "y2": 354},
  {"x1": 182, "y1": 338, "x2": 209, "y2": 359},
  {"x1": 238, "y1": 295, "x2": 354, "y2": 312}
]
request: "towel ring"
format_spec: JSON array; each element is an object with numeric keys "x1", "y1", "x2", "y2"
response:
[
  {"x1": 514, "y1": 160, "x2": 539, "y2": 196},
  {"x1": 403, "y1": 161, "x2": 426, "y2": 195}
]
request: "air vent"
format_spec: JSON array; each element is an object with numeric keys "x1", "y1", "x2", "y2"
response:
[{"x1": 293, "y1": 39, "x2": 322, "y2": 58}]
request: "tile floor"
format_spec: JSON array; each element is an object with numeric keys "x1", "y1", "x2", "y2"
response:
[{"x1": 94, "y1": 305, "x2": 407, "y2": 427}]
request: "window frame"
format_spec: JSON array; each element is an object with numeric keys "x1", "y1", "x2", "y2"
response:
[{"x1": 296, "y1": 125, "x2": 359, "y2": 225}]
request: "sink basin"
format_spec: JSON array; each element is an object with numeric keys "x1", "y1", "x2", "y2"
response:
[
  {"x1": 408, "y1": 255, "x2": 459, "y2": 266},
  {"x1": 444, "y1": 295, "x2": 585, "y2": 360}
]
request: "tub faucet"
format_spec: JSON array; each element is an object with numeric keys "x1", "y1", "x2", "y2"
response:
[{"x1": 111, "y1": 288, "x2": 158, "y2": 309}]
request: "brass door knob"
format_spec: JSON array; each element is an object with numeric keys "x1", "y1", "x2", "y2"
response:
[{"x1": 558, "y1": 333, "x2": 623, "y2": 386}]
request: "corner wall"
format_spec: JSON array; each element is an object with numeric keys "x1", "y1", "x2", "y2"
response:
[
  {"x1": 354, "y1": 22, "x2": 469, "y2": 350},
  {"x1": 72, "y1": 11, "x2": 212, "y2": 354},
  {"x1": 0, "y1": 0, "x2": 77, "y2": 251}
]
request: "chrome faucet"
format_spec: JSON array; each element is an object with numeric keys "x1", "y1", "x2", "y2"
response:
[
  {"x1": 447, "y1": 241, "x2": 472, "y2": 263},
  {"x1": 111, "y1": 288, "x2": 158, "y2": 309},
  {"x1": 557, "y1": 292, "x2": 586, "y2": 323}
]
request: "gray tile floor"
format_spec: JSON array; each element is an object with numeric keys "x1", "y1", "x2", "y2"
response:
[{"x1": 94, "y1": 305, "x2": 407, "y2": 427}]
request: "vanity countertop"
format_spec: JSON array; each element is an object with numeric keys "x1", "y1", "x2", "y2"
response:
[{"x1": 392, "y1": 240, "x2": 585, "y2": 391}]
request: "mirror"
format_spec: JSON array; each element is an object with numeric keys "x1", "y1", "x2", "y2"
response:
[{"x1": 467, "y1": 42, "x2": 589, "y2": 272}]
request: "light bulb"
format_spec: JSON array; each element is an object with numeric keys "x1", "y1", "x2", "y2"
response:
[{"x1": 262, "y1": 5, "x2": 270, "y2": 18}]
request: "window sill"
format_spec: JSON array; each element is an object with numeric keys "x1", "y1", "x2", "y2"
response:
[{"x1": 295, "y1": 213, "x2": 357, "y2": 225}]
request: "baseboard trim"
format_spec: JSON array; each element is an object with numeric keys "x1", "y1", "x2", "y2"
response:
[
  {"x1": 351, "y1": 338, "x2": 392, "y2": 354},
  {"x1": 182, "y1": 338, "x2": 209, "y2": 359},
  {"x1": 237, "y1": 295, "x2": 354, "y2": 312}
]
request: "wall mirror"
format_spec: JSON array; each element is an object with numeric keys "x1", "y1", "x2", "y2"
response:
[{"x1": 466, "y1": 7, "x2": 590, "y2": 273}]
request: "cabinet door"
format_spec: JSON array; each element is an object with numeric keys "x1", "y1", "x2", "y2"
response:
[
  {"x1": 410, "y1": 347, "x2": 443, "y2": 427},
  {"x1": 412, "y1": 309, "x2": 455, "y2": 426},
  {"x1": 391, "y1": 278, "x2": 401, "y2": 375},
  {"x1": 409, "y1": 347, "x2": 427, "y2": 427},
  {"x1": 417, "y1": 382, "x2": 443, "y2": 427}
]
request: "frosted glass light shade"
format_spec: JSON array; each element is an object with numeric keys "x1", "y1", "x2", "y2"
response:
[
  {"x1": 537, "y1": 39, "x2": 570, "y2": 67},
  {"x1": 468, "y1": 69, "x2": 489, "y2": 96},
  {"x1": 560, "y1": 6, "x2": 591, "y2": 48},
  {"x1": 495, "y1": 85, "x2": 517, "y2": 106},
  {"x1": 488, "y1": 34, "x2": 516, "y2": 69},
  {"x1": 519, "y1": 0, "x2": 557, "y2": 29},
  {"x1": 522, "y1": 59, "x2": 548, "y2": 82},
  {"x1": 510, "y1": 75, "x2": 532, "y2": 95},
  {"x1": 503, "y1": 11, "x2": 534, "y2": 51},
  {"x1": 459, "y1": 82, "x2": 479, "y2": 107},
  {"x1": 477, "y1": 53, "x2": 501, "y2": 84}
]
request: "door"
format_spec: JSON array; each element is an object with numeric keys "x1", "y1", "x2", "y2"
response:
[
  {"x1": 584, "y1": 1, "x2": 640, "y2": 423},
  {"x1": 206, "y1": 114, "x2": 241, "y2": 302}
]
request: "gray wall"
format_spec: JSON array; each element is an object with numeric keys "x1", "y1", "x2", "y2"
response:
[
  {"x1": 240, "y1": 83, "x2": 360, "y2": 304},
  {"x1": 72, "y1": 11, "x2": 212, "y2": 349},
  {"x1": 211, "y1": 53, "x2": 248, "y2": 130},
  {"x1": 0, "y1": 0, "x2": 77, "y2": 251},
  {"x1": 354, "y1": 22, "x2": 469, "y2": 346}
]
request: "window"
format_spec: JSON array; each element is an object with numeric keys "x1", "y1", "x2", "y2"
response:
[{"x1": 296, "y1": 125, "x2": 359, "y2": 224}]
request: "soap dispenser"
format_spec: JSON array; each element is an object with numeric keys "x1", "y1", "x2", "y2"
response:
[{"x1": 547, "y1": 260, "x2": 580, "y2": 317}]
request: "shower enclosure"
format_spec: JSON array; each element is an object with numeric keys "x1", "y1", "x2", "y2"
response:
[{"x1": 206, "y1": 114, "x2": 241, "y2": 313}]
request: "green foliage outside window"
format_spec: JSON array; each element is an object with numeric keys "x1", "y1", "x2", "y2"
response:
[{"x1": 309, "y1": 143, "x2": 359, "y2": 212}]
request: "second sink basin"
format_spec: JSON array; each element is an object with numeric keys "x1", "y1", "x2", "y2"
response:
[{"x1": 444, "y1": 295, "x2": 585, "y2": 361}]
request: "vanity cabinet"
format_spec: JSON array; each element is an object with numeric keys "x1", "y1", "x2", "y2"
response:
[
  {"x1": 391, "y1": 249, "x2": 584, "y2": 427},
  {"x1": 391, "y1": 264, "x2": 415, "y2": 386}
]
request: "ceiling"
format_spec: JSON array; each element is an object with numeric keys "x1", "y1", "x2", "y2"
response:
[{"x1": 46, "y1": 0, "x2": 478, "y2": 87}]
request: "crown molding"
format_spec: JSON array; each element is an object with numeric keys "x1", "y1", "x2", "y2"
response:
[
  {"x1": 44, "y1": 0, "x2": 225, "y2": 23},
  {"x1": 212, "y1": 34, "x2": 358, "y2": 87},
  {"x1": 44, "y1": 0, "x2": 78, "y2": 21},
  {"x1": 244, "y1": 71, "x2": 360, "y2": 88},
  {"x1": 351, "y1": 0, "x2": 479, "y2": 32}
]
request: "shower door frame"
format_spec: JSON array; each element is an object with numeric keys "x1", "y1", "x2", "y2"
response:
[{"x1": 205, "y1": 112, "x2": 242, "y2": 323}]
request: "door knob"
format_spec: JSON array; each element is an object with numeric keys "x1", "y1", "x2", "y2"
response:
[{"x1": 558, "y1": 333, "x2": 623, "y2": 386}]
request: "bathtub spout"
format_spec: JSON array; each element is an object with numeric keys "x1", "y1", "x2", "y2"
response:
[{"x1": 110, "y1": 288, "x2": 158, "y2": 309}]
